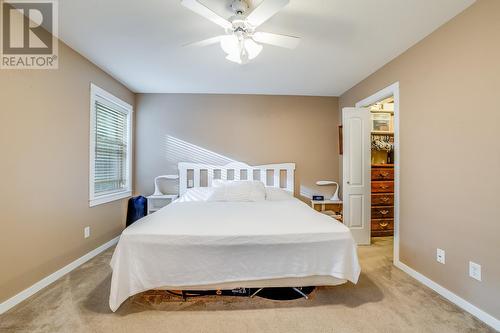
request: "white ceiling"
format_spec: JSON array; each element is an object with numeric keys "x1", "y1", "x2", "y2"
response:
[{"x1": 59, "y1": 0, "x2": 475, "y2": 96}]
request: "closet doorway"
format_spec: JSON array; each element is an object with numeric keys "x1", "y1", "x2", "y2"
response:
[{"x1": 356, "y1": 82, "x2": 400, "y2": 264}]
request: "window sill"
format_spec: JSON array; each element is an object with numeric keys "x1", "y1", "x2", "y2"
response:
[{"x1": 89, "y1": 190, "x2": 132, "y2": 207}]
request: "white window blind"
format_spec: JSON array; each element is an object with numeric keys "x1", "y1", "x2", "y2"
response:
[
  {"x1": 94, "y1": 99, "x2": 128, "y2": 193},
  {"x1": 90, "y1": 84, "x2": 132, "y2": 207}
]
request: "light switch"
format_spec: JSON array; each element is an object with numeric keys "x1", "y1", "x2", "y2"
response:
[
  {"x1": 469, "y1": 261, "x2": 481, "y2": 281},
  {"x1": 84, "y1": 226, "x2": 90, "y2": 239},
  {"x1": 436, "y1": 248, "x2": 445, "y2": 264}
]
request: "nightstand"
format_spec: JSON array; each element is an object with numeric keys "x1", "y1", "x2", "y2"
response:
[
  {"x1": 311, "y1": 200, "x2": 343, "y2": 222},
  {"x1": 147, "y1": 194, "x2": 178, "y2": 214}
]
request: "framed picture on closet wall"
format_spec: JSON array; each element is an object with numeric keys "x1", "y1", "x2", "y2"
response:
[{"x1": 338, "y1": 125, "x2": 343, "y2": 155}]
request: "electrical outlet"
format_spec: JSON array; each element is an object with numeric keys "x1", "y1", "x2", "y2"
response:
[
  {"x1": 84, "y1": 226, "x2": 90, "y2": 239},
  {"x1": 436, "y1": 248, "x2": 445, "y2": 264},
  {"x1": 469, "y1": 261, "x2": 481, "y2": 281}
]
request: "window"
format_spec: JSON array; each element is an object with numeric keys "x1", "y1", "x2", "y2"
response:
[{"x1": 89, "y1": 84, "x2": 132, "y2": 207}]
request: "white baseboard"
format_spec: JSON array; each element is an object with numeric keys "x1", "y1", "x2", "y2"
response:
[
  {"x1": 395, "y1": 260, "x2": 500, "y2": 331},
  {"x1": 0, "y1": 236, "x2": 119, "y2": 315}
]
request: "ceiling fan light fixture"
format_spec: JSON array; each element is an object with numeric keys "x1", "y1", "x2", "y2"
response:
[
  {"x1": 220, "y1": 35, "x2": 263, "y2": 64},
  {"x1": 226, "y1": 52, "x2": 243, "y2": 64},
  {"x1": 245, "y1": 39, "x2": 263, "y2": 59},
  {"x1": 220, "y1": 35, "x2": 240, "y2": 55},
  {"x1": 182, "y1": 0, "x2": 299, "y2": 64}
]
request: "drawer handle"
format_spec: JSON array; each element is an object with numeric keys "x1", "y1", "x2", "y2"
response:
[
  {"x1": 379, "y1": 185, "x2": 389, "y2": 190},
  {"x1": 380, "y1": 197, "x2": 390, "y2": 202},
  {"x1": 379, "y1": 222, "x2": 389, "y2": 228},
  {"x1": 379, "y1": 172, "x2": 390, "y2": 178},
  {"x1": 379, "y1": 210, "x2": 389, "y2": 215}
]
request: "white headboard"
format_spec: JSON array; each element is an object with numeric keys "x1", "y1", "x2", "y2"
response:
[{"x1": 178, "y1": 162, "x2": 296, "y2": 196}]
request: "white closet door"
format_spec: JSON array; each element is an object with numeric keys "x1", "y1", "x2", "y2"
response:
[{"x1": 342, "y1": 107, "x2": 371, "y2": 245}]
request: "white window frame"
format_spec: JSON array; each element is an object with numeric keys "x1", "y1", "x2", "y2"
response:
[{"x1": 89, "y1": 83, "x2": 133, "y2": 207}]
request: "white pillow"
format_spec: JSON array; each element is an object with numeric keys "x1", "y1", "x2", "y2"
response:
[
  {"x1": 177, "y1": 187, "x2": 214, "y2": 202},
  {"x1": 211, "y1": 179, "x2": 230, "y2": 188},
  {"x1": 265, "y1": 187, "x2": 294, "y2": 201},
  {"x1": 208, "y1": 180, "x2": 266, "y2": 202}
]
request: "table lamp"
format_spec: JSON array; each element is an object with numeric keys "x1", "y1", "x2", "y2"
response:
[
  {"x1": 153, "y1": 175, "x2": 179, "y2": 196},
  {"x1": 316, "y1": 180, "x2": 341, "y2": 202}
]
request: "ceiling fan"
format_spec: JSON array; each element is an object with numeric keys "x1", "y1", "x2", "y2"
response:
[{"x1": 181, "y1": 0, "x2": 300, "y2": 64}]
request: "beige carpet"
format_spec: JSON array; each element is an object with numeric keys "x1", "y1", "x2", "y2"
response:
[{"x1": 0, "y1": 237, "x2": 494, "y2": 333}]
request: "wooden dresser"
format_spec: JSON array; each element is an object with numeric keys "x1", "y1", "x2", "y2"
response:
[{"x1": 371, "y1": 164, "x2": 394, "y2": 236}]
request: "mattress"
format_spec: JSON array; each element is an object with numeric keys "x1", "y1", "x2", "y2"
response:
[{"x1": 109, "y1": 196, "x2": 360, "y2": 311}]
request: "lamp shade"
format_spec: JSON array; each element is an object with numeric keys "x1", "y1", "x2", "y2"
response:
[
  {"x1": 153, "y1": 175, "x2": 179, "y2": 196},
  {"x1": 315, "y1": 180, "x2": 341, "y2": 202},
  {"x1": 245, "y1": 39, "x2": 262, "y2": 59},
  {"x1": 220, "y1": 35, "x2": 239, "y2": 55}
]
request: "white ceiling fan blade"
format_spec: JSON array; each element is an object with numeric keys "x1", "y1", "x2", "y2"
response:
[
  {"x1": 246, "y1": 0, "x2": 289, "y2": 27},
  {"x1": 253, "y1": 32, "x2": 300, "y2": 49},
  {"x1": 181, "y1": 0, "x2": 232, "y2": 29},
  {"x1": 183, "y1": 35, "x2": 226, "y2": 47}
]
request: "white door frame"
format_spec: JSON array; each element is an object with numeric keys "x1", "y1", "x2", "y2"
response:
[{"x1": 355, "y1": 82, "x2": 400, "y2": 265}]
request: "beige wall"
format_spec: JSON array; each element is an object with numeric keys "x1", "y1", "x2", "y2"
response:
[
  {"x1": 339, "y1": 0, "x2": 500, "y2": 319},
  {"x1": 0, "y1": 41, "x2": 134, "y2": 303},
  {"x1": 135, "y1": 94, "x2": 339, "y2": 201}
]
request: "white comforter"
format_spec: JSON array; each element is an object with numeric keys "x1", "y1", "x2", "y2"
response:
[{"x1": 109, "y1": 198, "x2": 360, "y2": 311}]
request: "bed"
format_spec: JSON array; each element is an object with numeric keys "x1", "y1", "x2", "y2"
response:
[{"x1": 109, "y1": 162, "x2": 360, "y2": 312}]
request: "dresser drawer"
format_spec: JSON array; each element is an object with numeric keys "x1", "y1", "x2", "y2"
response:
[
  {"x1": 371, "y1": 168, "x2": 394, "y2": 181},
  {"x1": 371, "y1": 218, "x2": 394, "y2": 231},
  {"x1": 372, "y1": 193, "x2": 394, "y2": 206},
  {"x1": 371, "y1": 206, "x2": 394, "y2": 219},
  {"x1": 371, "y1": 181, "x2": 394, "y2": 193}
]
